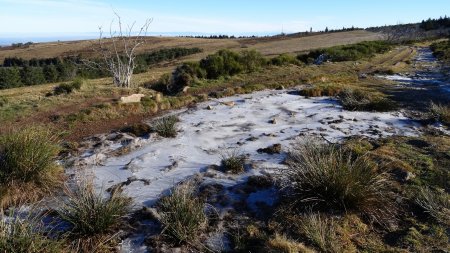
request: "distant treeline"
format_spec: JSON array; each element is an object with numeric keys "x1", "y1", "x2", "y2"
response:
[
  {"x1": 0, "y1": 47, "x2": 202, "y2": 89},
  {"x1": 420, "y1": 16, "x2": 450, "y2": 31},
  {"x1": 180, "y1": 26, "x2": 363, "y2": 40}
]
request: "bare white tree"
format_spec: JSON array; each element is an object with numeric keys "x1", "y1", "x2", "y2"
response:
[{"x1": 93, "y1": 13, "x2": 152, "y2": 88}]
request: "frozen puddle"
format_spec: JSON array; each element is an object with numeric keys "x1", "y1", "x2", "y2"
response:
[{"x1": 73, "y1": 89, "x2": 421, "y2": 207}]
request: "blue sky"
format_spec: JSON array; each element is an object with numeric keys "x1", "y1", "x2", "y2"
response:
[{"x1": 0, "y1": 0, "x2": 449, "y2": 37}]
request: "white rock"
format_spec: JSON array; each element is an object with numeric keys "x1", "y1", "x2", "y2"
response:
[{"x1": 120, "y1": 94, "x2": 145, "y2": 104}]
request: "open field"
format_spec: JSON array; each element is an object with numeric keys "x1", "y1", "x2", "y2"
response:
[{"x1": 0, "y1": 30, "x2": 381, "y2": 62}]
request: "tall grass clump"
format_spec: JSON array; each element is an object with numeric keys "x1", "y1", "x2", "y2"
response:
[
  {"x1": 0, "y1": 127, "x2": 61, "y2": 206},
  {"x1": 0, "y1": 127, "x2": 60, "y2": 183},
  {"x1": 415, "y1": 187, "x2": 450, "y2": 225},
  {"x1": 338, "y1": 88, "x2": 396, "y2": 112},
  {"x1": 220, "y1": 148, "x2": 246, "y2": 173},
  {"x1": 157, "y1": 181, "x2": 207, "y2": 245},
  {"x1": 281, "y1": 139, "x2": 396, "y2": 225},
  {"x1": 0, "y1": 210, "x2": 65, "y2": 253},
  {"x1": 57, "y1": 182, "x2": 131, "y2": 251},
  {"x1": 152, "y1": 115, "x2": 180, "y2": 138},
  {"x1": 430, "y1": 102, "x2": 450, "y2": 126}
]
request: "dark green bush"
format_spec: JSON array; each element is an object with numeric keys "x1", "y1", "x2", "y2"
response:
[
  {"x1": 298, "y1": 41, "x2": 392, "y2": 64},
  {"x1": 43, "y1": 65, "x2": 59, "y2": 83},
  {"x1": 200, "y1": 49, "x2": 243, "y2": 79},
  {"x1": 271, "y1": 54, "x2": 301, "y2": 66},
  {"x1": 21, "y1": 66, "x2": 46, "y2": 86},
  {"x1": 53, "y1": 79, "x2": 83, "y2": 95},
  {"x1": 0, "y1": 67, "x2": 22, "y2": 89},
  {"x1": 169, "y1": 62, "x2": 206, "y2": 93},
  {"x1": 430, "y1": 40, "x2": 450, "y2": 63},
  {"x1": 240, "y1": 50, "x2": 267, "y2": 72}
]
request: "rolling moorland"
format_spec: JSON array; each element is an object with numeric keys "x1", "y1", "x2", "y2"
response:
[{"x1": 0, "y1": 17, "x2": 449, "y2": 253}]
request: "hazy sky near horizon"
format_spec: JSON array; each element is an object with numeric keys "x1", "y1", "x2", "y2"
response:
[{"x1": 0, "y1": 0, "x2": 449, "y2": 36}]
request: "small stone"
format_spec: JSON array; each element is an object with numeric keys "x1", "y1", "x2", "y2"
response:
[
  {"x1": 257, "y1": 143, "x2": 282, "y2": 154},
  {"x1": 182, "y1": 86, "x2": 190, "y2": 93},
  {"x1": 268, "y1": 118, "x2": 277, "y2": 124},
  {"x1": 142, "y1": 207, "x2": 161, "y2": 220},
  {"x1": 206, "y1": 105, "x2": 213, "y2": 110},
  {"x1": 223, "y1": 101, "x2": 235, "y2": 107},
  {"x1": 120, "y1": 94, "x2": 145, "y2": 104}
]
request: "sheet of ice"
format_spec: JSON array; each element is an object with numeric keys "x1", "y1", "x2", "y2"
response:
[{"x1": 76, "y1": 90, "x2": 421, "y2": 208}]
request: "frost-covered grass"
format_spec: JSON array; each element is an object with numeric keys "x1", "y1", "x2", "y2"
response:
[
  {"x1": 220, "y1": 148, "x2": 246, "y2": 173},
  {"x1": 0, "y1": 210, "x2": 65, "y2": 253},
  {"x1": 57, "y1": 182, "x2": 131, "y2": 251},
  {"x1": 282, "y1": 140, "x2": 396, "y2": 225},
  {"x1": 152, "y1": 115, "x2": 180, "y2": 138}
]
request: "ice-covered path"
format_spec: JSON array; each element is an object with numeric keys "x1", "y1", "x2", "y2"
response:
[{"x1": 73, "y1": 90, "x2": 421, "y2": 208}]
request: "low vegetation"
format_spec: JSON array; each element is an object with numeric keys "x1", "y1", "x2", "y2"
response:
[
  {"x1": 53, "y1": 78, "x2": 83, "y2": 95},
  {"x1": 152, "y1": 115, "x2": 179, "y2": 138},
  {"x1": 0, "y1": 211, "x2": 65, "y2": 253},
  {"x1": 298, "y1": 41, "x2": 393, "y2": 64},
  {"x1": 281, "y1": 140, "x2": 396, "y2": 225},
  {"x1": 430, "y1": 39, "x2": 450, "y2": 63},
  {"x1": 415, "y1": 187, "x2": 450, "y2": 225},
  {"x1": 430, "y1": 102, "x2": 450, "y2": 125},
  {"x1": 156, "y1": 49, "x2": 267, "y2": 94},
  {"x1": 337, "y1": 88, "x2": 396, "y2": 111},
  {"x1": 297, "y1": 212, "x2": 342, "y2": 253},
  {"x1": 57, "y1": 182, "x2": 131, "y2": 251},
  {"x1": 220, "y1": 148, "x2": 246, "y2": 173},
  {"x1": 0, "y1": 127, "x2": 61, "y2": 207},
  {"x1": 156, "y1": 181, "x2": 207, "y2": 245}
]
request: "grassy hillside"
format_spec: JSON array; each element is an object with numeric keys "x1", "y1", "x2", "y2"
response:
[{"x1": 0, "y1": 30, "x2": 381, "y2": 62}]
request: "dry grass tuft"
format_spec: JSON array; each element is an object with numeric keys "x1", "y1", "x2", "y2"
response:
[
  {"x1": 220, "y1": 148, "x2": 246, "y2": 173},
  {"x1": 297, "y1": 212, "x2": 342, "y2": 253},
  {"x1": 157, "y1": 181, "x2": 207, "y2": 245},
  {"x1": 152, "y1": 115, "x2": 180, "y2": 138},
  {"x1": 415, "y1": 187, "x2": 450, "y2": 226},
  {"x1": 338, "y1": 88, "x2": 396, "y2": 112},
  {"x1": 267, "y1": 233, "x2": 314, "y2": 253},
  {"x1": 0, "y1": 126, "x2": 62, "y2": 208},
  {"x1": 430, "y1": 102, "x2": 450, "y2": 126},
  {"x1": 281, "y1": 139, "x2": 397, "y2": 225},
  {"x1": 57, "y1": 182, "x2": 131, "y2": 252}
]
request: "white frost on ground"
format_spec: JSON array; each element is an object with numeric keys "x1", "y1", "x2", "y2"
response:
[{"x1": 73, "y1": 90, "x2": 421, "y2": 208}]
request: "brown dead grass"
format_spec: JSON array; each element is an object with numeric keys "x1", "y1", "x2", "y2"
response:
[{"x1": 0, "y1": 31, "x2": 381, "y2": 62}]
